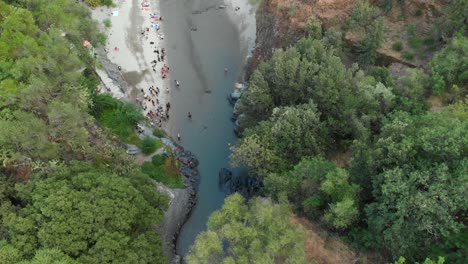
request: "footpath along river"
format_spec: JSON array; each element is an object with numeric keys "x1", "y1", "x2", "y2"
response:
[{"x1": 159, "y1": 0, "x2": 256, "y2": 258}]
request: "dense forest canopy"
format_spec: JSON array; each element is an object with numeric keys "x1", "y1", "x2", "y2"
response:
[
  {"x1": 0, "y1": 0, "x2": 467, "y2": 263},
  {"x1": 0, "y1": 1, "x2": 167, "y2": 263},
  {"x1": 223, "y1": 0, "x2": 468, "y2": 263}
]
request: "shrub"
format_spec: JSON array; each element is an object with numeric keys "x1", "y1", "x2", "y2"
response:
[
  {"x1": 402, "y1": 52, "x2": 414, "y2": 60},
  {"x1": 103, "y1": 18, "x2": 111, "y2": 28},
  {"x1": 153, "y1": 128, "x2": 165, "y2": 138},
  {"x1": 407, "y1": 24, "x2": 422, "y2": 50},
  {"x1": 101, "y1": 0, "x2": 114, "y2": 7},
  {"x1": 152, "y1": 155, "x2": 166, "y2": 167},
  {"x1": 141, "y1": 160, "x2": 184, "y2": 188},
  {"x1": 141, "y1": 137, "x2": 159, "y2": 155},
  {"x1": 85, "y1": 0, "x2": 100, "y2": 7},
  {"x1": 95, "y1": 32, "x2": 107, "y2": 46},
  {"x1": 306, "y1": 18, "x2": 322, "y2": 39},
  {"x1": 347, "y1": 0, "x2": 381, "y2": 30},
  {"x1": 414, "y1": 9, "x2": 423, "y2": 17},
  {"x1": 392, "y1": 41, "x2": 403, "y2": 51}
]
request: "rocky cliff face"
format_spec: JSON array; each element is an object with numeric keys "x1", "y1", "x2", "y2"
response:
[{"x1": 250, "y1": 0, "x2": 445, "y2": 76}]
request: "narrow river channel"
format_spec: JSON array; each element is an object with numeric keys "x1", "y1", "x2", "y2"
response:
[{"x1": 159, "y1": 0, "x2": 256, "y2": 258}]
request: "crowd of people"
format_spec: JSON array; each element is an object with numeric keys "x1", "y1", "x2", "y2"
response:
[{"x1": 131, "y1": 2, "x2": 174, "y2": 130}]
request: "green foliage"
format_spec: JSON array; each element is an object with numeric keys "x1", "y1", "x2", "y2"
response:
[
  {"x1": 369, "y1": 66, "x2": 394, "y2": 88},
  {"x1": 392, "y1": 68, "x2": 429, "y2": 114},
  {"x1": 153, "y1": 128, "x2": 166, "y2": 138},
  {"x1": 142, "y1": 156, "x2": 184, "y2": 189},
  {"x1": 85, "y1": 0, "x2": 101, "y2": 7},
  {"x1": 95, "y1": 32, "x2": 107, "y2": 47},
  {"x1": 187, "y1": 194, "x2": 307, "y2": 263},
  {"x1": 264, "y1": 157, "x2": 359, "y2": 229},
  {"x1": 414, "y1": 9, "x2": 423, "y2": 17},
  {"x1": 358, "y1": 17, "x2": 385, "y2": 65},
  {"x1": 407, "y1": 24, "x2": 423, "y2": 50},
  {"x1": 306, "y1": 17, "x2": 322, "y2": 39},
  {"x1": 152, "y1": 155, "x2": 166, "y2": 167},
  {"x1": 402, "y1": 51, "x2": 414, "y2": 60},
  {"x1": 0, "y1": 1, "x2": 168, "y2": 263},
  {"x1": 1, "y1": 162, "x2": 166, "y2": 263},
  {"x1": 430, "y1": 34, "x2": 468, "y2": 93},
  {"x1": 101, "y1": 0, "x2": 114, "y2": 7},
  {"x1": 237, "y1": 36, "x2": 395, "y2": 151},
  {"x1": 350, "y1": 110, "x2": 468, "y2": 261},
  {"x1": 103, "y1": 18, "x2": 112, "y2": 28},
  {"x1": 394, "y1": 256, "x2": 445, "y2": 264},
  {"x1": 141, "y1": 137, "x2": 160, "y2": 155},
  {"x1": 347, "y1": 0, "x2": 381, "y2": 31},
  {"x1": 436, "y1": 0, "x2": 468, "y2": 37},
  {"x1": 392, "y1": 41, "x2": 403, "y2": 51},
  {"x1": 92, "y1": 94, "x2": 144, "y2": 144}
]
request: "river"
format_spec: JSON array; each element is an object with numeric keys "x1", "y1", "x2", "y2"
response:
[{"x1": 159, "y1": 0, "x2": 256, "y2": 258}]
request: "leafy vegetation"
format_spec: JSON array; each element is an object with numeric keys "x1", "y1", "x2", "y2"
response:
[
  {"x1": 103, "y1": 18, "x2": 112, "y2": 28},
  {"x1": 141, "y1": 153, "x2": 184, "y2": 189},
  {"x1": 227, "y1": 8, "x2": 468, "y2": 263},
  {"x1": 153, "y1": 128, "x2": 166, "y2": 138},
  {"x1": 92, "y1": 94, "x2": 144, "y2": 146},
  {"x1": 0, "y1": 1, "x2": 168, "y2": 263},
  {"x1": 392, "y1": 41, "x2": 403, "y2": 51},
  {"x1": 430, "y1": 33, "x2": 468, "y2": 95},
  {"x1": 187, "y1": 194, "x2": 307, "y2": 263},
  {"x1": 141, "y1": 136, "x2": 161, "y2": 155}
]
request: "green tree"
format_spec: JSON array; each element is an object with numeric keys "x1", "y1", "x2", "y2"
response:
[
  {"x1": 141, "y1": 137, "x2": 159, "y2": 155},
  {"x1": 187, "y1": 194, "x2": 307, "y2": 264},
  {"x1": 430, "y1": 33, "x2": 468, "y2": 94},
  {"x1": 393, "y1": 68, "x2": 429, "y2": 113},
  {"x1": 305, "y1": 17, "x2": 322, "y2": 39},
  {"x1": 350, "y1": 110, "x2": 468, "y2": 261},
  {"x1": 358, "y1": 17, "x2": 385, "y2": 65},
  {"x1": 347, "y1": 0, "x2": 381, "y2": 31},
  {"x1": 436, "y1": 0, "x2": 468, "y2": 38},
  {"x1": 2, "y1": 162, "x2": 166, "y2": 263}
]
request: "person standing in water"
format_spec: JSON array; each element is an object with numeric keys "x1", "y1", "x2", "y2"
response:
[
  {"x1": 188, "y1": 112, "x2": 192, "y2": 119},
  {"x1": 175, "y1": 80, "x2": 180, "y2": 87},
  {"x1": 224, "y1": 67, "x2": 228, "y2": 75},
  {"x1": 177, "y1": 133, "x2": 181, "y2": 141}
]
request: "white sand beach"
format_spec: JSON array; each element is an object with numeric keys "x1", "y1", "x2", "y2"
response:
[{"x1": 91, "y1": 0, "x2": 172, "y2": 129}]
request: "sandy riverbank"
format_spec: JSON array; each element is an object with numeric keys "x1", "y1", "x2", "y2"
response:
[
  {"x1": 89, "y1": 1, "x2": 196, "y2": 262},
  {"x1": 91, "y1": 0, "x2": 171, "y2": 125}
]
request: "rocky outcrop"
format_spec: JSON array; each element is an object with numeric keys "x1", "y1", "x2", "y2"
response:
[
  {"x1": 157, "y1": 141, "x2": 199, "y2": 264},
  {"x1": 218, "y1": 168, "x2": 263, "y2": 198},
  {"x1": 249, "y1": 0, "x2": 443, "y2": 76}
]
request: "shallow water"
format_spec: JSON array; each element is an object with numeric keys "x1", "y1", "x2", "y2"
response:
[{"x1": 159, "y1": 0, "x2": 255, "y2": 258}]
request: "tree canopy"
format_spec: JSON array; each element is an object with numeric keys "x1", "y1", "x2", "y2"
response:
[
  {"x1": 0, "y1": 1, "x2": 168, "y2": 263},
  {"x1": 187, "y1": 194, "x2": 307, "y2": 264}
]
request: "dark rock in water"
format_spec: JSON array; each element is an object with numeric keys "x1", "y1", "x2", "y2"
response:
[
  {"x1": 219, "y1": 168, "x2": 233, "y2": 186},
  {"x1": 219, "y1": 168, "x2": 263, "y2": 198}
]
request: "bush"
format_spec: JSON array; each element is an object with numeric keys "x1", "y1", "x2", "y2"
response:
[
  {"x1": 392, "y1": 41, "x2": 403, "y2": 51},
  {"x1": 101, "y1": 0, "x2": 114, "y2": 7},
  {"x1": 141, "y1": 160, "x2": 185, "y2": 188},
  {"x1": 407, "y1": 24, "x2": 422, "y2": 50},
  {"x1": 347, "y1": 0, "x2": 381, "y2": 30},
  {"x1": 84, "y1": 0, "x2": 100, "y2": 7},
  {"x1": 152, "y1": 155, "x2": 166, "y2": 167},
  {"x1": 141, "y1": 137, "x2": 159, "y2": 155},
  {"x1": 153, "y1": 128, "x2": 165, "y2": 138},
  {"x1": 306, "y1": 18, "x2": 322, "y2": 39},
  {"x1": 402, "y1": 52, "x2": 414, "y2": 60},
  {"x1": 103, "y1": 18, "x2": 112, "y2": 28},
  {"x1": 95, "y1": 32, "x2": 107, "y2": 46}
]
